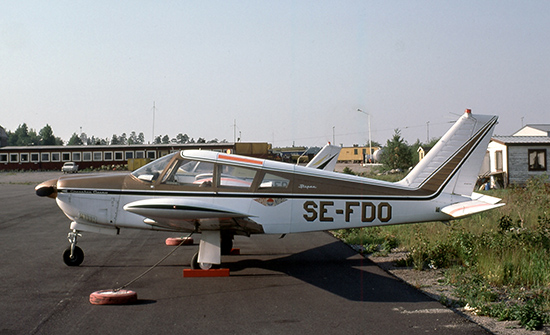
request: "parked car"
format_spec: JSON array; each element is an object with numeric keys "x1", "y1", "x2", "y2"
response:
[{"x1": 62, "y1": 162, "x2": 79, "y2": 173}]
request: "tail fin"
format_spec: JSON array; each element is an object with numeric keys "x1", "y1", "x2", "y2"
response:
[
  {"x1": 398, "y1": 109, "x2": 498, "y2": 197},
  {"x1": 306, "y1": 143, "x2": 341, "y2": 171}
]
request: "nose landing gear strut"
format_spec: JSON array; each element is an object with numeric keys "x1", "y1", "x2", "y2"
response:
[{"x1": 63, "y1": 229, "x2": 84, "y2": 266}]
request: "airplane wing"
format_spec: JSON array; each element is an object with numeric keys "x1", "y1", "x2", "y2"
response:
[
  {"x1": 123, "y1": 198, "x2": 264, "y2": 234},
  {"x1": 306, "y1": 143, "x2": 341, "y2": 171},
  {"x1": 441, "y1": 194, "x2": 505, "y2": 218}
]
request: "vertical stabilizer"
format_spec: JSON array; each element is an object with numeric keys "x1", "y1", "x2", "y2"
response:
[
  {"x1": 398, "y1": 110, "x2": 498, "y2": 197},
  {"x1": 306, "y1": 143, "x2": 341, "y2": 171}
]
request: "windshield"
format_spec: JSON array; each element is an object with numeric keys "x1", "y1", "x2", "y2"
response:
[
  {"x1": 131, "y1": 153, "x2": 176, "y2": 182},
  {"x1": 162, "y1": 159, "x2": 215, "y2": 186}
]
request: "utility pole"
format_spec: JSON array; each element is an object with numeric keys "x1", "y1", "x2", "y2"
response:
[
  {"x1": 152, "y1": 101, "x2": 156, "y2": 144},
  {"x1": 357, "y1": 109, "x2": 372, "y2": 163},
  {"x1": 233, "y1": 119, "x2": 236, "y2": 143},
  {"x1": 426, "y1": 121, "x2": 430, "y2": 143}
]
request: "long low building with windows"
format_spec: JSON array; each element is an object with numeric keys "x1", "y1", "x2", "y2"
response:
[{"x1": 0, "y1": 142, "x2": 271, "y2": 171}]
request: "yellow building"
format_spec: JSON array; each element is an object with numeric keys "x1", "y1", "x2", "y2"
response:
[{"x1": 337, "y1": 145, "x2": 379, "y2": 163}]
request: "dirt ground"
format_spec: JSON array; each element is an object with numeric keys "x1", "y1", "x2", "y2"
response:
[{"x1": 2, "y1": 170, "x2": 548, "y2": 334}]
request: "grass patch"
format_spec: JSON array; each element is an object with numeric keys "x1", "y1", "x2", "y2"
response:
[{"x1": 333, "y1": 176, "x2": 550, "y2": 330}]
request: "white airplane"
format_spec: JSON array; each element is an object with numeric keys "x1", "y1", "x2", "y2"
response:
[{"x1": 36, "y1": 109, "x2": 503, "y2": 270}]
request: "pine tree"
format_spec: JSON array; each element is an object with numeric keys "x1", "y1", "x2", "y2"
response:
[
  {"x1": 380, "y1": 129, "x2": 413, "y2": 171},
  {"x1": 39, "y1": 124, "x2": 56, "y2": 145}
]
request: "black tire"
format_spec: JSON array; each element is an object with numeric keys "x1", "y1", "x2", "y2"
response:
[
  {"x1": 221, "y1": 233, "x2": 233, "y2": 255},
  {"x1": 191, "y1": 252, "x2": 200, "y2": 270},
  {"x1": 63, "y1": 246, "x2": 84, "y2": 266}
]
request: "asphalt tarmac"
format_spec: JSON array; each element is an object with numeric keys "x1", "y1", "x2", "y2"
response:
[{"x1": 0, "y1": 182, "x2": 490, "y2": 335}]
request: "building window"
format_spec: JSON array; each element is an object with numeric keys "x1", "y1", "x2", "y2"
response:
[
  {"x1": 31, "y1": 153, "x2": 39, "y2": 162},
  {"x1": 41, "y1": 153, "x2": 50, "y2": 162},
  {"x1": 62, "y1": 152, "x2": 71, "y2": 161},
  {"x1": 0, "y1": 154, "x2": 7, "y2": 163},
  {"x1": 104, "y1": 152, "x2": 113, "y2": 161},
  {"x1": 72, "y1": 152, "x2": 81, "y2": 162},
  {"x1": 125, "y1": 151, "x2": 134, "y2": 160},
  {"x1": 114, "y1": 151, "x2": 123, "y2": 161},
  {"x1": 93, "y1": 152, "x2": 102, "y2": 161},
  {"x1": 528, "y1": 149, "x2": 547, "y2": 171},
  {"x1": 495, "y1": 150, "x2": 503, "y2": 171},
  {"x1": 135, "y1": 151, "x2": 145, "y2": 159},
  {"x1": 52, "y1": 152, "x2": 61, "y2": 162},
  {"x1": 147, "y1": 151, "x2": 156, "y2": 160},
  {"x1": 10, "y1": 153, "x2": 18, "y2": 163},
  {"x1": 83, "y1": 152, "x2": 92, "y2": 161},
  {"x1": 20, "y1": 153, "x2": 29, "y2": 163}
]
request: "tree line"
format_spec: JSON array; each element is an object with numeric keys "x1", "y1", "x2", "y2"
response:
[
  {"x1": 2, "y1": 123, "x2": 437, "y2": 172},
  {"x1": 3, "y1": 123, "x2": 63, "y2": 146},
  {"x1": 2, "y1": 123, "x2": 226, "y2": 146}
]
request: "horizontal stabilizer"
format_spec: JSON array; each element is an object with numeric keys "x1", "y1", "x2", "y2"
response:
[
  {"x1": 441, "y1": 199, "x2": 505, "y2": 218},
  {"x1": 470, "y1": 192, "x2": 502, "y2": 205}
]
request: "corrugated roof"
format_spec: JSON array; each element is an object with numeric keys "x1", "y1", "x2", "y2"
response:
[{"x1": 492, "y1": 136, "x2": 550, "y2": 144}]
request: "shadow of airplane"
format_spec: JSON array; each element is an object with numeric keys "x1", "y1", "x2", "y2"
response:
[{"x1": 222, "y1": 240, "x2": 433, "y2": 303}]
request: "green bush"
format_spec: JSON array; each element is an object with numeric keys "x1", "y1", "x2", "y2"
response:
[{"x1": 332, "y1": 176, "x2": 550, "y2": 330}]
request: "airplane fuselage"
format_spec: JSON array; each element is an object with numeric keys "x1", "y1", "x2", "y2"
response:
[{"x1": 53, "y1": 154, "x2": 461, "y2": 237}]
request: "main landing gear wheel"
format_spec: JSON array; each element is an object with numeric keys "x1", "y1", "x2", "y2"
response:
[
  {"x1": 63, "y1": 246, "x2": 84, "y2": 266},
  {"x1": 220, "y1": 232, "x2": 234, "y2": 255},
  {"x1": 191, "y1": 252, "x2": 213, "y2": 270}
]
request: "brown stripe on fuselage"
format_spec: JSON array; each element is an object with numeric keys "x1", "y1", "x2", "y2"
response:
[{"x1": 57, "y1": 173, "x2": 128, "y2": 191}]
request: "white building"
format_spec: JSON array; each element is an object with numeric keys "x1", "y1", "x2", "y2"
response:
[{"x1": 485, "y1": 124, "x2": 550, "y2": 187}]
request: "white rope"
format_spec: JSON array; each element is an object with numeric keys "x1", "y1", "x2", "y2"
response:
[{"x1": 113, "y1": 233, "x2": 194, "y2": 292}]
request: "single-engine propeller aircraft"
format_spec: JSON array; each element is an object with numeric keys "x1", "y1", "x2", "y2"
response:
[{"x1": 37, "y1": 109, "x2": 504, "y2": 270}]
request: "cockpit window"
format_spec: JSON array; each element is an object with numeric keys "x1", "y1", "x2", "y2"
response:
[
  {"x1": 259, "y1": 172, "x2": 290, "y2": 189},
  {"x1": 131, "y1": 153, "x2": 176, "y2": 182},
  {"x1": 217, "y1": 164, "x2": 256, "y2": 188},
  {"x1": 162, "y1": 159, "x2": 215, "y2": 187}
]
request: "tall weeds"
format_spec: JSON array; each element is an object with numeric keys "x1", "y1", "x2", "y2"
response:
[{"x1": 335, "y1": 175, "x2": 550, "y2": 330}]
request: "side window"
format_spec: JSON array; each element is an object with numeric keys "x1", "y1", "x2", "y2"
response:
[
  {"x1": 218, "y1": 165, "x2": 256, "y2": 188},
  {"x1": 259, "y1": 172, "x2": 290, "y2": 190},
  {"x1": 495, "y1": 150, "x2": 503, "y2": 171},
  {"x1": 162, "y1": 159, "x2": 215, "y2": 187},
  {"x1": 529, "y1": 149, "x2": 547, "y2": 171}
]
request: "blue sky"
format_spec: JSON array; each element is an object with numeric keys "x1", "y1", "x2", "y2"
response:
[{"x1": 1, "y1": 1, "x2": 549, "y2": 147}]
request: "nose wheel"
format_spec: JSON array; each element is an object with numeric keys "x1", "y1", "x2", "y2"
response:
[
  {"x1": 191, "y1": 252, "x2": 213, "y2": 270},
  {"x1": 63, "y1": 229, "x2": 84, "y2": 266}
]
